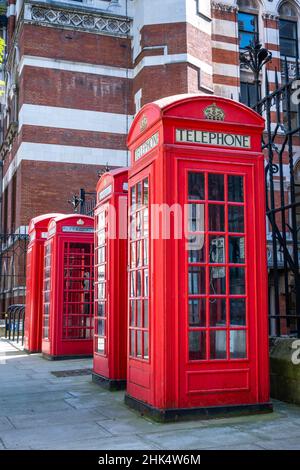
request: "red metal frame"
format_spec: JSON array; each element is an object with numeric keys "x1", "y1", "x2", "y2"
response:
[
  {"x1": 126, "y1": 95, "x2": 271, "y2": 418},
  {"x1": 93, "y1": 168, "x2": 128, "y2": 389},
  {"x1": 41, "y1": 214, "x2": 94, "y2": 359},
  {"x1": 24, "y1": 213, "x2": 62, "y2": 353}
]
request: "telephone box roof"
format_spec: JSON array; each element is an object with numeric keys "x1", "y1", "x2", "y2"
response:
[
  {"x1": 50, "y1": 214, "x2": 94, "y2": 225},
  {"x1": 28, "y1": 213, "x2": 63, "y2": 232},
  {"x1": 96, "y1": 167, "x2": 129, "y2": 192},
  {"x1": 128, "y1": 94, "x2": 265, "y2": 146}
]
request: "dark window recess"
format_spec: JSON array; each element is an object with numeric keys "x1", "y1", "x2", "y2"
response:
[
  {"x1": 279, "y1": 19, "x2": 298, "y2": 58},
  {"x1": 240, "y1": 82, "x2": 259, "y2": 108}
]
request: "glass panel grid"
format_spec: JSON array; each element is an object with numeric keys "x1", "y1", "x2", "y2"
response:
[
  {"x1": 63, "y1": 241, "x2": 94, "y2": 341},
  {"x1": 95, "y1": 211, "x2": 107, "y2": 354},
  {"x1": 187, "y1": 172, "x2": 248, "y2": 362},
  {"x1": 43, "y1": 240, "x2": 52, "y2": 339},
  {"x1": 129, "y1": 177, "x2": 150, "y2": 361}
]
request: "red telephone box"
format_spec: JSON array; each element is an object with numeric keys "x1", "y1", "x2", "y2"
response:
[
  {"x1": 93, "y1": 168, "x2": 128, "y2": 389},
  {"x1": 41, "y1": 214, "x2": 95, "y2": 360},
  {"x1": 24, "y1": 213, "x2": 63, "y2": 353},
  {"x1": 125, "y1": 95, "x2": 272, "y2": 420}
]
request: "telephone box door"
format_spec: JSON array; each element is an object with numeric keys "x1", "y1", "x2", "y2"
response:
[
  {"x1": 95, "y1": 203, "x2": 109, "y2": 366},
  {"x1": 179, "y1": 160, "x2": 260, "y2": 408}
]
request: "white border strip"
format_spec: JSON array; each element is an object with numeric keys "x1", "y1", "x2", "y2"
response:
[
  {"x1": 3, "y1": 142, "x2": 128, "y2": 191},
  {"x1": 134, "y1": 52, "x2": 212, "y2": 77},
  {"x1": 19, "y1": 55, "x2": 134, "y2": 79},
  {"x1": 18, "y1": 104, "x2": 133, "y2": 134},
  {"x1": 19, "y1": 54, "x2": 212, "y2": 80}
]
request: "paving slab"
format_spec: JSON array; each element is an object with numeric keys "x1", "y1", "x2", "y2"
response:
[
  {"x1": 234, "y1": 418, "x2": 300, "y2": 441},
  {"x1": 257, "y1": 436, "x2": 300, "y2": 450},
  {"x1": 1, "y1": 338, "x2": 300, "y2": 450},
  {"x1": 65, "y1": 394, "x2": 113, "y2": 410},
  {"x1": 96, "y1": 417, "x2": 161, "y2": 436},
  {"x1": 0, "y1": 416, "x2": 14, "y2": 432},
  {"x1": 138, "y1": 426, "x2": 258, "y2": 450},
  {"x1": 95, "y1": 404, "x2": 139, "y2": 420},
  {"x1": 37, "y1": 435, "x2": 161, "y2": 450},
  {"x1": 0, "y1": 398, "x2": 73, "y2": 416},
  {"x1": 0, "y1": 390, "x2": 73, "y2": 406},
  {"x1": 0, "y1": 422, "x2": 112, "y2": 450},
  {"x1": 216, "y1": 443, "x2": 265, "y2": 450},
  {"x1": 8, "y1": 407, "x2": 108, "y2": 430}
]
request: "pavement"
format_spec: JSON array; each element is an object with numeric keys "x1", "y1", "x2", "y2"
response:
[{"x1": 0, "y1": 337, "x2": 300, "y2": 450}]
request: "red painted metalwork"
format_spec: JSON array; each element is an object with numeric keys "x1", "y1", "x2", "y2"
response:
[
  {"x1": 24, "y1": 213, "x2": 62, "y2": 353},
  {"x1": 93, "y1": 168, "x2": 128, "y2": 389},
  {"x1": 126, "y1": 94, "x2": 271, "y2": 418},
  {"x1": 41, "y1": 214, "x2": 94, "y2": 359}
]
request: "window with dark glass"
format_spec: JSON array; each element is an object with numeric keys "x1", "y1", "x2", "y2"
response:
[
  {"x1": 279, "y1": 19, "x2": 298, "y2": 58},
  {"x1": 240, "y1": 82, "x2": 259, "y2": 108},
  {"x1": 238, "y1": 11, "x2": 258, "y2": 49}
]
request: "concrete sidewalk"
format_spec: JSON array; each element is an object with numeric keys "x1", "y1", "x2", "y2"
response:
[{"x1": 0, "y1": 337, "x2": 300, "y2": 450}]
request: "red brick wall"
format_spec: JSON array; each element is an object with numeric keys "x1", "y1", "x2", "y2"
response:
[
  {"x1": 133, "y1": 63, "x2": 189, "y2": 107},
  {"x1": 19, "y1": 24, "x2": 132, "y2": 69},
  {"x1": 18, "y1": 160, "x2": 111, "y2": 227},
  {"x1": 21, "y1": 126, "x2": 127, "y2": 150},
  {"x1": 19, "y1": 67, "x2": 134, "y2": 114}
]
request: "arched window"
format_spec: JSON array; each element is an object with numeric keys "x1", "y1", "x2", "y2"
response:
[
  {"x1": 295, "y1": 160, "x2": 300, "y2": 242},
  {"x1": 279, "y1": 2, "x2": 298, "y2": 58},
  {"x1": 279, "y1": 1, "x2": 297, "y2": 17}
]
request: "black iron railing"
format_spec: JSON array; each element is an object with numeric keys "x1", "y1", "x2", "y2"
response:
[
  {"x1": 4, "y1": 304, "x2": 25, "y2": 345},
  {"x1": 242, "y1": 47, "x2": 300, "y2": 337},
  {"x1": 69, "y1": 189, "x2": 97, "y2": 217},
  {"x1": 0, "y1": 233, "x2": 29, "y2": 314}
]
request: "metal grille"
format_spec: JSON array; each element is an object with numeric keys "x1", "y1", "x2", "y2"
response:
[
  {"x1": 0, "y1": 233, "x2": 29, "y2": 316},
  {"x1": 50, "y1": 368, "x2": 92, "y2": 377},
  {"x1": 245, "y1": 59, "x2": 300, "y2": 337}
]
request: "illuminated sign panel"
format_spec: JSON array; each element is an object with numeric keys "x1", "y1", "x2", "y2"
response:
[
  {"x1": 176, "y1": 129, "x2": 251, "y2": 149},
  {"x1": 135, "y1": 132, "x2": 159, "y2": 161},
  {"x1": 98, "y1": 184, "x2": 113, "y2": 202}
]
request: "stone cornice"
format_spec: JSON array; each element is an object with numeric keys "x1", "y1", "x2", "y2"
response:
[
  {"x1": 23, "y1": 1, "x2": 132, "y2": 37},
  {"x1": 262, "y1": 13, "x2": 279, "y2": 21},
  {"x1": 211, "y1": 2, "x2": 237, "y2": 13}
]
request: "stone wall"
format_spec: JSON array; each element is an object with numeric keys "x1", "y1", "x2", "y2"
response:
[{"x1": 270, "y1": 337, "x2": 300, "y2": 405}]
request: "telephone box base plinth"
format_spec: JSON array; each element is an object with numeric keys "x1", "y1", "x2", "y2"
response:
[
  {"x1": 42, "y1": 353, "x2": 93, "y2": 361},
  {"x1": 24, "y1": 348, "x2": 41, "y2": 354},
  {"x1": 92, "y1": 372, "x2": 126, "y2": 391},
  {"x1": 125, "y1": 394, "x2": 273, "y2": 423}
]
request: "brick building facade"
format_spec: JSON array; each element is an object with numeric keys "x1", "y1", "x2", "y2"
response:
[{"x1": 0, "y1": 0, "x2": 299, "y2": 312}]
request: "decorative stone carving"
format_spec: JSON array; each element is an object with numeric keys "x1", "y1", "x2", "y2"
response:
[
  {"x1": 139, "y1": 115, "x2": 148, "y2": 132},
  {"x1": 204, "y1": 103, "x2": 225, "y2": 121},
  {"x1": 28, "y1": 4, "x2": 131, "y2": 36},
  {"x1": 262, "y1": 13, "x2": 279, "y2": 21},
  {"x1": 211, "y1": 2, "x2": 237, "y2": 13}
]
